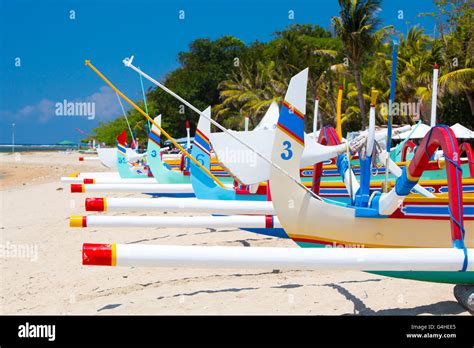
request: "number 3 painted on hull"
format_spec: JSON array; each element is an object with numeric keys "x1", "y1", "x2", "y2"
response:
[{"x1": 281, "y1": 140, "x2": 293, "y2": 160}]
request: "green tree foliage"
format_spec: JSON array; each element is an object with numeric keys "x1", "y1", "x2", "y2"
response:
[
  {"x1": 331, "y1": 0, "x2": 385, "y2": 128},
  {"x1": 216, "y1": 24, "x2": 342, "y2": 131},
  {"x1": 92, "y1": 1, "x2": 473, "y2": 145}
]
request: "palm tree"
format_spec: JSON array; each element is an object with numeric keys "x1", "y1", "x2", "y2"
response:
[
  {"x1": 439, "y1": 68, "x2": 474, "y2": 115},
  {"x1": 438, "y1": 29, "x2": 474, "y2": 115},
  {"x1": 332, "y1": 0, "x2": 383, "y2": 129},
  {"x1": 215, "y1": 60, "x2": 286, "y2": 129},
  {"x1": 391, "y1": 27, "x2": 441, "y2": 123},
  {"x1": 216, "y1": 24, "x2": 341, "y2": 131}
]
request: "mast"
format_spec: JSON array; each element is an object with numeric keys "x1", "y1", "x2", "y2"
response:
[
  {"x1": 386, "y1": 40, "x2": 399, "y2": 153},
  {"x1": 138, "y1": 65, "x2": 151, "y2": 130},
  {"x1": 383, "y1": 40, "x2": 399, "y2": 192},
  {"x1": 336, "y1": 86, "x2": 343, "y2": 139},
  {"x1": 185, "y1": 120, "x2": 191, "y2": 149},
  {"x1": 430, "y1": 64, "x2": 439, "y2": 127},
  {"x1": 313, "y1": 97, "x2": 319, "y2": 134}
]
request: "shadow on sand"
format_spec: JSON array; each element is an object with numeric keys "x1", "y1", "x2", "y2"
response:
[{"x1": 324, "y1": 283, "x2": 468, "y2": 316}]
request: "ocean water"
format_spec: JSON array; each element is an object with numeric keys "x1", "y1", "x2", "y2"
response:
[{"x1": 0, "y1": 144, "x2": 79, "y2": 153}]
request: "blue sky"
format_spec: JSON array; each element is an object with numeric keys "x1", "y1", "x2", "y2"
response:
[{"x1": 0, "y1": 0, "x2": 437, "y2": 144}]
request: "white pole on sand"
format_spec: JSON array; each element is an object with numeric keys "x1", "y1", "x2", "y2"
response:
[
  {"x1": 82, "y1": 244, "x2": 474, "y2": 271},
  {"x1": 70, "y1": 183, "x2": 198, "y2": 194},
  {"x1": 71, "y1": 215, "x2": 281, "y2": 229},
  {"x1": 84, "y1": 197, "x2": 274, "y2": 215}
]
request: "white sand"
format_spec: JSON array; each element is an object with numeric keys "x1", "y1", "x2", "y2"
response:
[{"x1": 0, "y1": 152, "x2": 469, "y2": 315}]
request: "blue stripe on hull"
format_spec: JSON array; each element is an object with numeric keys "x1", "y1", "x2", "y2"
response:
[
  {"x1": 278, "y1": 104, "x2": 304, "y2": 143},
  {"x1": 243, "y1": 228, "x2": 288, "y2": 239}
]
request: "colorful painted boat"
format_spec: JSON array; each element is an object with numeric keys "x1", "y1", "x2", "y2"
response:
[
  {"x1": 268, "y1": 68, "x2": 472, "y2": 284},
  {"x1": 116, "y1": 130, "x2": 151, "y2": 179}
]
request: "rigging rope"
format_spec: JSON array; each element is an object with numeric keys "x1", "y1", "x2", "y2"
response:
[
  {"x1": 86, "y1": 60, "x2": 227, "y2": 189},
  {"x1": 116, "y1": 92, "x2": 135, "y2": 143},
  {"x1": 138, "y1": 66, "x2": 151, "y2": 130},
  {"x1": 124, "y1": 58, "x2": 325, "y2": 202}
]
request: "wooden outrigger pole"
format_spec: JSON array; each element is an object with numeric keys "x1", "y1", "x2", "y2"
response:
[{"x1": 84, "y1": 60, "x2": 227, "y2": 189}]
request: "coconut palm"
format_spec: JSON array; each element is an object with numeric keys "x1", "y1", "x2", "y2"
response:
[
  {"x1": 332, "y1": 0, "x2": 384, "y2": 129},
  {"x1": 214, "y1": 60, "x2": 286, "y2": 129},
  {"x1": 438, "y1": 28, "x2": 474, "y2": 115}
]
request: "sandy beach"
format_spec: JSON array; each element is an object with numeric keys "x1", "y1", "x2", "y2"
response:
[{"x1": 0, "y1": 151, "x2": 470, "y2": 315}]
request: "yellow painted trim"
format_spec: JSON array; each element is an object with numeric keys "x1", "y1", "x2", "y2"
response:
[
  {"x1": 406, "y1": 170, "x2": 420, "y2": 182},
  {"x1": 404, "y1": 193, "x2": 474, "y2": 203},
  {"x1": 370, "y1": 89, "x2": 379, "y2": 106},
  {"x1": 277, "y1": 124, "x2": 304, "y2": 146},
  {"x1": 70, "y1": 216, "x2": 83, "y2": 228},
  {"x1": 418, "y1": 178, "x2": 474, "y2": 185},
  {"x1": 306, "y1": 159, "x2": 454, "y2": 171},
  {"x1": 69, "y1": 172, "x2": 79, "y2": 177},
  {"x1": 111, "y1": 244, "x2": 117, "y2": 266},
  {"x1": 103, "y1": 198, "x2": 108, "y2": 212},
  {"x1": 336, "y1": 87, "x2": 343, "y2": 139}
]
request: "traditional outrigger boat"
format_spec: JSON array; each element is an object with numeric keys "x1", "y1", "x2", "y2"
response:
[
  {"x1": 135, "y1": 62, "x2": 474, "y2": 207},
  {"x1": 75, "y1": 58, "x2": 472, "y2": 234},
  {"x1": 80, "y1": 61, "x2": 473, "y2": 310}
]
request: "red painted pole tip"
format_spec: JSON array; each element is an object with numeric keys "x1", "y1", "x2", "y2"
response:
[
  {"x1": 86, "y1": 198, "x2": 105, "y2": 212},
  {"x1": 71, "y1": 184, "x2": 85, "y2": 193},
  {"x1": 186, "y1": 120, "x2": 190, "y2": 129},
  {"x1": 434, "y1": 63, "x2": 438, "y2": 69},
  {"x1": 79, "y1": 157, "x2": 84, "y2": 161},
  {"x1": 82, "y1": 243, "x2": 113, "y2": 266},
  {"x1": 83, "y1": 178, "x2": 95, "y2": 184}
]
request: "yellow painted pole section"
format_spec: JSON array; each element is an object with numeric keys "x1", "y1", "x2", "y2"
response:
[
  {"x1": 336, "y1": 86, "x2": 343, "y2": 139},
  {"x1": 111, "y1": 244, "x2": 117, "y2": 266},
  {"x1": 85, "y1": 60, "x2": 226, "y2": 188},
  {"x1": 371, "y1": 88, "x2": 379, "y2": 107}
]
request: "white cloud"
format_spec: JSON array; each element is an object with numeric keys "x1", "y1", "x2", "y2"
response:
[
  {"x1": 3, "y1": 86, "x2": 123, "y2": 124},
  {"x1": 18, "y1": 99, "x2": 56, "y2": 123},
  {"x1": 85, "y1": 86, "x2": 123, "y2": 120}
]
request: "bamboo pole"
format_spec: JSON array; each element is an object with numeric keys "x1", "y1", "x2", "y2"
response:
[
  {"x1": 85, "y1": 60, "x2": 226, "y2": 188},
  {"x1": 336, "y1": 86, "x2": 343, "y2": 139}
]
